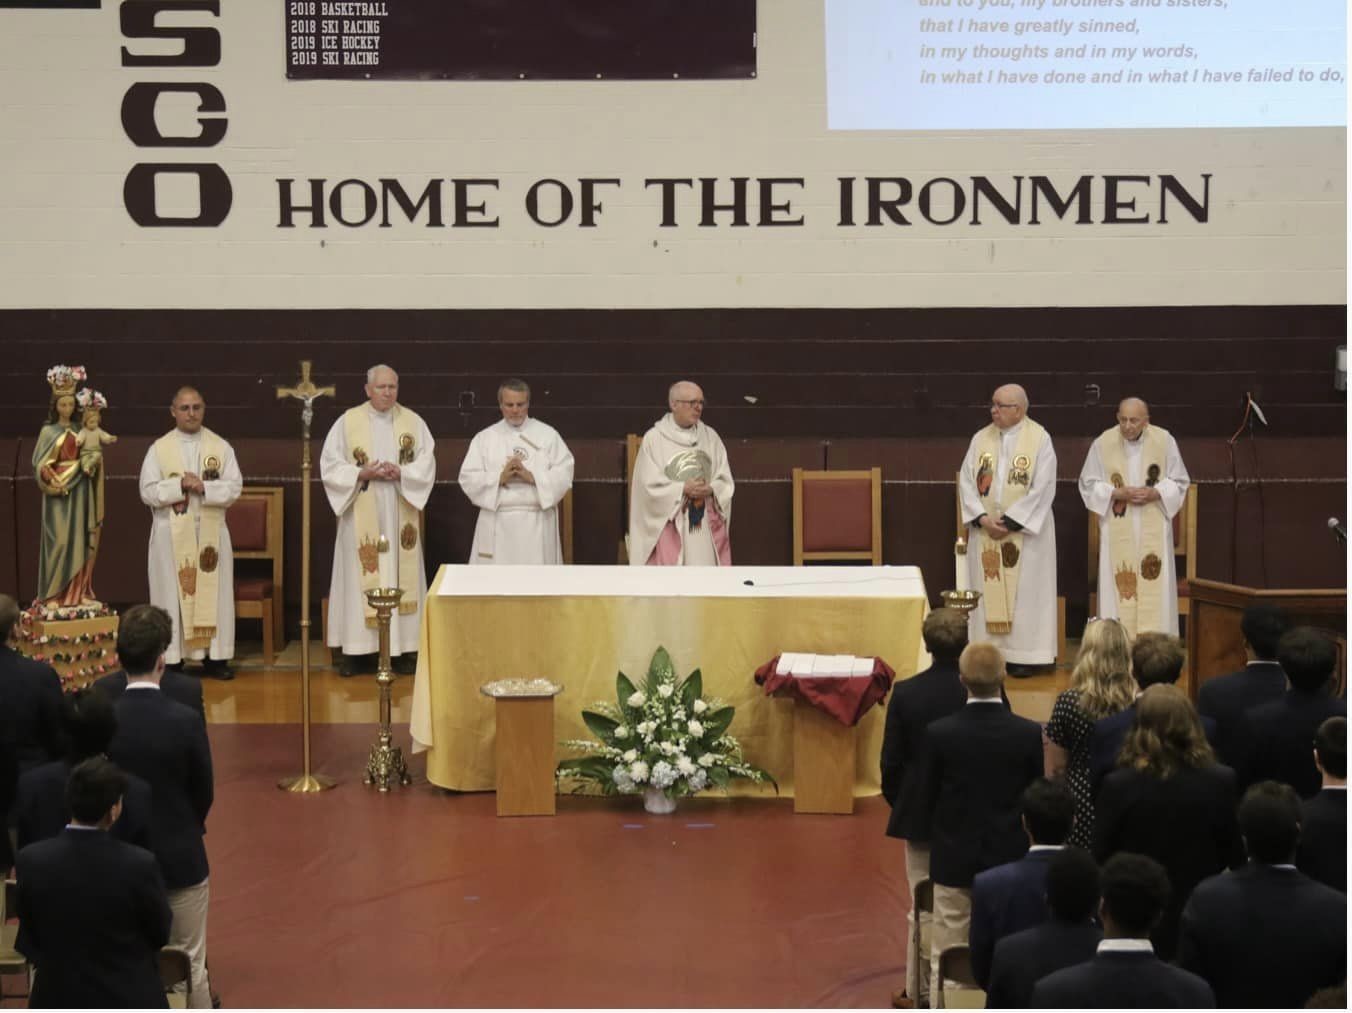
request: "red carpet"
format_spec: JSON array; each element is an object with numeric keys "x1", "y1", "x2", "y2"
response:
[{"x1": 202, "y1": 724, "x2": 909, "y2": 1008}]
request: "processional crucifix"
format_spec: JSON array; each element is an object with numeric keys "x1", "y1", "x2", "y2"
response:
[{"x1": 276, "y1": 361, "x2": 337, "y2": 793}]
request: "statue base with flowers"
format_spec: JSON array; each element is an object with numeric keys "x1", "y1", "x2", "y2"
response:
[{"x1": 556, "y1": 646, "x2": 776, "y2": 813}]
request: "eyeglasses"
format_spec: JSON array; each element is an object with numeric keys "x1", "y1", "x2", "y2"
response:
[
  {"x1": 990, "y1": 402, "x2": 1020, "y2": 411},
  {"x1": 674, "y1": 399, "x2": 706, "y2": 407}
]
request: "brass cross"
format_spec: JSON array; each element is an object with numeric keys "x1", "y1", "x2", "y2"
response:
[{"x1": 276, "y1": 360, "x2": 335, "y2": 435}]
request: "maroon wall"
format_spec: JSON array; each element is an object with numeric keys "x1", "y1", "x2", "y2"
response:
[{"x1": 2, "y1": 305, "x2": 1343, "y2": 636}]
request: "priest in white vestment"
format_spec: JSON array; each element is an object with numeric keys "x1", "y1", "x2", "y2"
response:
[
  {"x1": 139, "y1": 386, "x2": 242, "y2": 677},
  {"x1": 958, "y1": 384, "x2": 1058, "y2": 671},
  {"x1": 629, "y1": 380, "x2": 734, "y2": 566},
  {"x1": 1079, "y1": 398, "x2": 1190, "y2": 638},
  {"x1": 459, "y1": 379, "x2": 574, "y2": 564},
  {"x1": 321, "y1": 365, "x2": 435, "y2": 676}
]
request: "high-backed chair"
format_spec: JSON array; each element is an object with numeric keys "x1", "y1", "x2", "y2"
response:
[
  {"x1": 954, "y1": 474, "x2": 1066, "y2": 663},
  {"x1": 560, "y1": 488, "x2": 574, "y2": 565},
  {"x1": 792, "y1": 467, "x2": 883, "y2": 565},
  {"x1": 226, "y1": 485, "x2": 285, "y2": 666},
  {"x1": 1088, "y1": 483, "x2": 1197, "y2": 625},
  {"x1": 619, "y1": 432, "x2": 642, "y2": 563}
]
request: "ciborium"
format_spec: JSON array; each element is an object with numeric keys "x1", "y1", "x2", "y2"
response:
[
  {"x1": 940, "y1": 589, "x2": 982, "y2": 619},
  {"x1": 363, "y1": 586, "x2": 412, "y2": 792}
]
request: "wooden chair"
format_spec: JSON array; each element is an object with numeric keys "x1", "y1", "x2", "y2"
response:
[
  {"x1": 618, "y1": 433, "x2": 642, "y2": 563},
  {"x1": 560, "y1": 488, "x2": 574, "y2": 565},
  {"x1": 911, "y1": 876, "x2": 934, "y2": 1006},
  {"x1": 0, "y1": 878, "x2": 29, "y2": 1002},
  {"x1": 954, "y1": 474, "x2": 1066, "y2": 662},
  {"x1": 1088, "y1": 483, "x2": 1198, "y2": 626},
  {"x1": 936, "y1": 944, "x2": 985, "y2": 1009},
  {"x1": 226, "y1": 485, "x2": 285, "y2": 666},
  {"x1": 792, "y1": 467, "x2": 883, "y2": 565},
  {"x1": 159, "y1": 945, "x2": 192, "y2": 1009}
]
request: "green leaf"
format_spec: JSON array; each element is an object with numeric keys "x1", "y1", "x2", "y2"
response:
[
  {"x1": 680, "y1": 668, "x2": 703, "y2": 709},
  {"x1": 648, "y1": 646, "x2": 676, "y2": 683},
  {"x1": 703, "y1": 705, "x2": 735, "y2": 741},
  {"x1": 581, "y1": 709, "x2": 619, "y2": 744},
  {"x1": 616, "y1": 671, "x2": 639, "y2": 708},
  {"x1": 707, "y1": 766, "x2": 731, "y2": 790}
]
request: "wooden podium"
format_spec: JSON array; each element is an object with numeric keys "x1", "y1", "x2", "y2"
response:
[
  {"x1": 1186, "y1": 578, "x2": 1346, "y2": 699},
  {"x1": 792, "y1": 699, "x2": 856, "y2": 815}
]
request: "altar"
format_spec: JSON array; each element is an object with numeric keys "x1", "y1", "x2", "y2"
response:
[{"x1": 410, "y1": 565, "x2": 930, "y2": 796}]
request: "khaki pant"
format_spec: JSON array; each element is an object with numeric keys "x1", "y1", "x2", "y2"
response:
[
  {"x1": 903, "y1": 841, "x2": 931, "y2": 1004},
  {"x1": 168, "y1": 878, "x2": 213, "y2": 1009},
  {"x1": 931, "y1": 884, "x2": 972, "y2": 1009}
]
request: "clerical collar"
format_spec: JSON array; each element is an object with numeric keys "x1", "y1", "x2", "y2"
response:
[{"x1": 1098, "y1": 939, "x2": 1153, "y2": 954}]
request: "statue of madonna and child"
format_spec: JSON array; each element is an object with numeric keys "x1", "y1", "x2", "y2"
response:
[{"x1": 32, "y1": 365, "x2": 116, "y2": 611}]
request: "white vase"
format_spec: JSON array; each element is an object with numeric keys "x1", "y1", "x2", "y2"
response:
[{"x1": 643, "y1": 787, "x2": 677, "y2": 815}]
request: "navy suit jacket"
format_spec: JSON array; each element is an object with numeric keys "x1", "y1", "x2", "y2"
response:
[
  {"x1": 16, "y1": 828, "x2": 171, "y2": 1008},
  {"x1": 1297, "y1": 788, "x2": 1346, "y2": 892},
  {"x1": 918, "y1": 702, "x2": 1044, "y2": 888},
  {"x1": 1032, "y1": 950, "x2": 1215, "y2": 1008},
  {"x1": 1196, "y1": 661, "x2": 1287, "y2": 765},
  {"x1": 986, "y1": 920, "x2": 1102, "y2": 1010},
  {"x1": 881, "y1": 659, "x2": 968, "y2": 841},
  {"x1": 11, "y1": 758, "x2": 153, "y2": 852},
  {"x1": 0, "y1": 645, "x2": 64, "y2": 770},
  {"x1": 108, "y1": 688, "x2": 213, "y2": 889},
  {"x1": 1178, "y1": 863, "x2": 1346, "y2": 1008},
  {"x1": 1237, "y1": 689, "x2": 1346, "y2": 797},
  {"x1": 969, "y1": 847, "x2": 1060, "y2": 989},
  {"x1": 1087, "y1": 700, "x2": 1218, "y2": 798},
  {"x1": 95, "y1": 667, "x2": 205, "y2": 718}
]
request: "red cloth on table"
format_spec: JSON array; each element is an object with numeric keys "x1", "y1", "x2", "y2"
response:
[{"x1": 754, "y1": 655, "x2": 896, "y2": 727}]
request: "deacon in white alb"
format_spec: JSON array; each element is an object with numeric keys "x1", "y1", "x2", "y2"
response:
[
  {"x1": 957, "y1": 383, "x2": 1058, "y2": 671},
  {"x1": 1079, "y1": 397, "x2": 1190, "y2": 638},
  {"x1": 459, "y1": 378, "x2": 574, "y2": 565},
  {"x1": 139, "y1": 386, "x2": 242, "y2": 678},
  {"x1": 321, "y1": 365, "x2": 435, "y2": 676},
  {"x1": 628, "y1": 380, "x2": 734, "y2": 566}
]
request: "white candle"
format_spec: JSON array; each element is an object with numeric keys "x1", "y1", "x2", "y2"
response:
[{"x1": 955, "y1": 540, "x2": 969, "y2": 591}]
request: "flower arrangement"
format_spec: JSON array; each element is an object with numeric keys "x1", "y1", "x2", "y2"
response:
[
  {"x1": 75, "y1": 388, "x2": 108, "y2": 410},
  {"x1": 45, "y1": 364, "x2": 87, "y2": 395},
  {"x1": 556, "y1": 646, "x2": 776, "y2": 805}
]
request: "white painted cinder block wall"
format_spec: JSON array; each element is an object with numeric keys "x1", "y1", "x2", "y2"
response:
[{"x1": 0, "y1": 0, "x2": 1343, "y2": 309}]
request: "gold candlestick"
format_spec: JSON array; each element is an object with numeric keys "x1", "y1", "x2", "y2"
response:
[
  {"x1": 276, "y1": 361, "x2": 337, "y2": 794},
  {"x1": 364, "y1": 585, "x2": 411, "y2": 792}
]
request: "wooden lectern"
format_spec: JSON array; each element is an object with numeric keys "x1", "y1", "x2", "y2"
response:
[
  {"x1": 1186, "y1": 578, "x2": 1346, "y2": 700},
  {"x1": 792, "y1": 701, "x2": 856, "y2": 814}
]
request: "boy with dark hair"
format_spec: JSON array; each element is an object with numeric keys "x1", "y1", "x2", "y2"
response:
[{"x1": 1298, "y1": 716, "x2": 1346, "y2": 891}]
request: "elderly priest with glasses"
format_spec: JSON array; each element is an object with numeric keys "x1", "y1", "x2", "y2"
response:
[{"x1": 628, "y1": 380, "x2": 734, "y2": 566}]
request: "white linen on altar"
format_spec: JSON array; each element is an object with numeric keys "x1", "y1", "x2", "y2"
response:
[{"x1": 433, "y1": 564, "x2": 927, "y2": 599}]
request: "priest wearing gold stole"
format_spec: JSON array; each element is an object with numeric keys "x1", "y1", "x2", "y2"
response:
[
  {"x1": 459, "y1": 378, "x2": 574, "y2": 565},
  {"x1": 1079, "y1": 398, "x2": 1190, "y2": 638},
  {"x1": 629, "y1": 381, "x2": 734, "y2": 566},
  {"x1": 958, "y1": 384, "x2": 1058, "y2": 673},
  {"x1": 139, "y1": 387, "x2": 243, "y2": 678},
  {"x1": 321, "y1": 365, "x2": 435, "y2": 676}
]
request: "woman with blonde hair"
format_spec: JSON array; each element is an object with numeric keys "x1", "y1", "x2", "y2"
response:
[
  {"x1": 1094, "y1": 684, "x2": 1242, "y2": 959},
  {"x1": 1045, "y1": 618, "x2": 1136, "y2": 848}
]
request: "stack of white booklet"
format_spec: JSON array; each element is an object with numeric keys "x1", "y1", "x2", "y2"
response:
[{"x1": 775, "y1": 653, "x2": 876, "y2": 678}]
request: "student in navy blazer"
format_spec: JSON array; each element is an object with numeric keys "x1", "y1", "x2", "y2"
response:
[
  {"x1": 1087, "y1": 632, "x2": 1217, "y2": 797},
  {"x1": 1179, "y1": 782, "x2": 1346, "y2": 1009},
  {"x1": 969, "y1": 777, "x2": 1075, "y2": 989},
  {"x1": 105, "y1": 604, "x2": 216, "y2": 1009},
  {"x1": 1032, "y1": 852, "x2": 1214, "y2": 1008},
  {"x1": 1196, "y1": 603, "x2": 1289, "y2": 766},
  {"x1": 15, "y1": 756, "x2": 172, "y2": 1009},
  {"x1": 0, "y1": 594, "x2": 65, "y2": 771},
  {"x1": 1298, "y1": 717, "x2": 1346, "y2": 892},
  {"x1": 94, "y1": 662, "x2": 205, "y2": 718}
]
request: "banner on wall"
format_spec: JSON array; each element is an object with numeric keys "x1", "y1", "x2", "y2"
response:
[{"x1": 284, "y1": 0, "x2": 757, "y2": 81}]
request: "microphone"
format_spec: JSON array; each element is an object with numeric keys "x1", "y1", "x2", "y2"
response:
[{"x1": 1328, "y1": 518, "x2": 1347, "y2": 544}]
